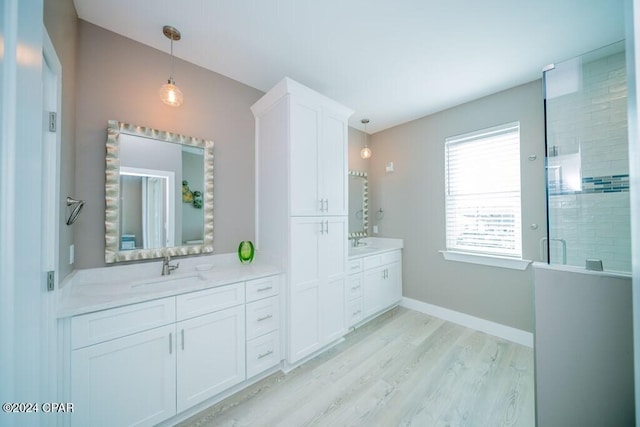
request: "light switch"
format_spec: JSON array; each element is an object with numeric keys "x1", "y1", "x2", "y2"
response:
[
  {"x1": 373, "y1": 225, "x2": 379, "y2": 234},
  {"x1": 69, "y1": 244, "x2": 75, "y2": 264}
]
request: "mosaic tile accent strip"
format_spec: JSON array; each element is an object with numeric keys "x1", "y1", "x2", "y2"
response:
[{"x1": 549, "y1": 174, "x2": 629, "y2": 195}]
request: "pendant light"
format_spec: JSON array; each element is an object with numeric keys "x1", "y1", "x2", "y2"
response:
[
  {"x1": 159, "y1": 25, "x2": 183, "y2": 107},
  {"x1": 360, "y1": 118, "x2": 372, "y2": 159}
]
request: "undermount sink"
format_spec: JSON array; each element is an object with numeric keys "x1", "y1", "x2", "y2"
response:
[
  {"x1": 349, "y1": 245, "x2": 381, "y2": 256},
  {"x1": 351, "y1": 244, "x2": 378, "y2": 251},
  {"x1": 130, "y1": 272, "x2": 203, "y2": 288}
]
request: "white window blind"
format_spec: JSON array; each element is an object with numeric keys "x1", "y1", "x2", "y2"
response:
[{"x1": 445, "y1": 122, "x2": 522, "y2": 258}]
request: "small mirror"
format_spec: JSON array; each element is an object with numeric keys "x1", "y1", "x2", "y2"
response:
[
  {"x1": 105, "y1": 120, "x2": 214, "y2": 263},
  {"x1": 348, "y1": 170, "x2": 368, "y2": 238}
]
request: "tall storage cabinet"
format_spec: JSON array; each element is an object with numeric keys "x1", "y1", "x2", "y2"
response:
[{"x1": 252, "y1": 78, "x2": 353, "y2": 364}]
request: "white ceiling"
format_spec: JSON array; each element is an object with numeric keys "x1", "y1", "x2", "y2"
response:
[{"x1": 73, "y1": 0, "x2": 625, "y2": 133}]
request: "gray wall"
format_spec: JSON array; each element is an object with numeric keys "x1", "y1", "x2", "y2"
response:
[
  {"x1": 74, "y1": 20, "x2": 264, "y2": 269},
  {"x1": 44, "y1": 0, "x2": 77, "y2": 279},
  {"x1": 368, "y1": 81, "x2": 546, "y2": 331}
]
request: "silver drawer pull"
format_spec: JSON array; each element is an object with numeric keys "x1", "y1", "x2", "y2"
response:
[
  {"x1": 257, "y1": 314, "x2": 273, "y2": 322},
  {"x1": 351, "y1": 285, "x2": 360, "y2": 290},
  {"x1": 257, "y1": 286, "x2": 273, "y2": 292},
  {"x1": 258, "y1": 350, "x2": 273, "y2": 359},
  {"x1": 353, "y1": 310, "x2": 361, "y2": 316}
]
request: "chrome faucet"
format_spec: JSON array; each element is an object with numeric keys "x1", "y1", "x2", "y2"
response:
[
  {"x1": 352, "y1": 237, "x2": 366, "y2": 247},
  {"x1": 162, "y1": 255, "x2": 180, "y2": 276}
]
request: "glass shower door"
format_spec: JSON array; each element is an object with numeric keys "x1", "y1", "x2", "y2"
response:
[{"x1": 543, "y1": 41, "x2": 631, "y2": 273}]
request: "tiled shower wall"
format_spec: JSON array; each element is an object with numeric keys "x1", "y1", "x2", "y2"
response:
[{"x1": 546, "y1": 49, "x2": 630, "y2": 272}]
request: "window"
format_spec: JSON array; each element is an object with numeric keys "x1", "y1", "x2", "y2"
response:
[{"x1": 445, "y1": 122, "x2": 522, "y2": 258}]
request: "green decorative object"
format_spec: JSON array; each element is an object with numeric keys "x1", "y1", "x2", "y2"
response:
[
  {"x1": 182, "y1": 180, "x2": 203, "y2": 209},
  {"x1": 238, "y1": 240, "x2": 255, "y2": 264}
]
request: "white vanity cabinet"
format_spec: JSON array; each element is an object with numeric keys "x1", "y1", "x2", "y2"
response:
[
  {"x1": 67, "y1": 274, "x2": 281, "y2": 426},
  {"x1": 363, "y1": 250, "x2": 402, "y2": 317},
  {"x1": 252, "y1": 78, "x2": 352, "y2": 365},
  {"x1": 70, "y1": 298, "x2": 177, "y2": 427},
  {"x1": 346, "y1": 249, "x2": 403, "y2": 326}
]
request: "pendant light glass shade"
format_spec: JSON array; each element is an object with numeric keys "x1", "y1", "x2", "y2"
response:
[
  {"x1": 360, "y1": 118, "x2": 372, "y2": 159},
  {"x1": 159, "y1": 78, "x2": 183, "y2": 107},
  {"x1": 159, "y1": 26, "x2": 183, "y2": 107}
]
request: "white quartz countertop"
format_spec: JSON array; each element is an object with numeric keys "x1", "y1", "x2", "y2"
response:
[
  {"x1": 348, "y1": 237, "x2": 403, "y2": 259},
  {"x1": 57, "y1": 253, "x2": 280, "y2": 318}
]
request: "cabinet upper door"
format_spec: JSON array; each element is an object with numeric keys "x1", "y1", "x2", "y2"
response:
[
  {"x1": 320, "y1": 112, "x2": 348, "y2": 216},
  {"x1": 290, "y1": 98, "x2": 321, "y2": 216}
]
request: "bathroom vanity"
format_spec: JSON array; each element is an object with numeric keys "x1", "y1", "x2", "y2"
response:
[
  {"x1": 57, "y1": 255, "x2": 282, "y2": 427},
  {"x1": 346, "y1": 238, "x2": 403, "y2": 326}
]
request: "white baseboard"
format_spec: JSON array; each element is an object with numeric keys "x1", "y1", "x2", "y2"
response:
[{"x1": 400, "y1": 297, "x2": 534, "y2": 348}]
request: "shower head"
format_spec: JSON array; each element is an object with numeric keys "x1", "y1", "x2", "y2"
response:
[{"x1": 66, "y1": 196, "x2": 85, "y2": 226}]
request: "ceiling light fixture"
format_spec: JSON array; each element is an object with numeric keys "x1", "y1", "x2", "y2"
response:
[
  {"x1": 360, "y1": 119, "x2": 372, "y2": 159},
  {"x1": 159, "y1": 25, "x2": 183, "y2": 107}
]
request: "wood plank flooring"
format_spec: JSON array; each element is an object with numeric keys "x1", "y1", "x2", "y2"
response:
[{"x1": 178, "y1": 307, "x2": 535, "y2": 427}]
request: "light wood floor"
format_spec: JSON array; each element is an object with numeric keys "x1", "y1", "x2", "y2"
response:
[{"x1": 178, "y1": 307, "x2": 535, "y2": 427}]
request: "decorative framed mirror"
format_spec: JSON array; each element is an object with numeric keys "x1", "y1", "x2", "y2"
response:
[
  {"x1": 105, "y1": 120, "x2": 214, "y2": 263},
  {"x1": 348, "y1": 170, "x2": 368, "y2": 238}
]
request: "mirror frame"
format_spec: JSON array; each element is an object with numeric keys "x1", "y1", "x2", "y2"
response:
[
  {"x1": 105, "y1": 120, "x2": 214, "y2": 263},
  {"x1": 348, "y1": 170, "x2": 368, "y2": 239}
]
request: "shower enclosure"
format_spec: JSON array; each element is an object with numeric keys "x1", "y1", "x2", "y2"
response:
[
  {"x1": 543, "y1": 40, "x2": 630, "y2": 273},
  {"x1": 535, "y1": 41, "x2": 634, "y2": 427}
]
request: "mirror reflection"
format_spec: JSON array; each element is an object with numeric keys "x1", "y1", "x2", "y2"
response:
[
  {"x1": 348, "y1": 170, "x2": 368, "y2": 238},
  {"x1": 105, "y1": 121, "x2": 214, "y2": 263}
]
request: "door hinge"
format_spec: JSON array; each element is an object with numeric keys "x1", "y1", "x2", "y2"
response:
[
  {"x1": 46, "y1": 270, "x2": 55, "y2": 291},
  {"x1": 48, "y1": 112, "x2": 57, "y2": 132}
]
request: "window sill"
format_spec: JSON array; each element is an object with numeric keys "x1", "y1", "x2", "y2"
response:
[{"x1": 439, "y1": 250, "x2": 531, "y2": 271}]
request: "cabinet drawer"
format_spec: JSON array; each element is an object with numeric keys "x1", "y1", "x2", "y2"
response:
[
  {"x1": 246, "y1": 331, "x2": 280, "y2": 379},
  {"x1": 246, "y1": 296, "x2": 280, "y2": 340},
  {"x1": 246, "y1": 275, "x2": 280, "y2": 303},
  {"x1": 346, "y1": 275, "x2": 363, "y2": 301},
  {"x1": 71, "y1": 297, "x2": 175, "y2": 349},
  {"x1": 363, "y1": 250, "x2": 401, "y2": 269},
  {"x1": 348, "y1": 298, "x2": 364, "y2": 326},
  {"x1": 381, "y1": 250, "x2": 401, "y2": 265},
  {"x1": 177, "y1": 282, "x2": 244, "y2": 321},
  {"x1": 347, "y1": 258, "x2": 363, "y2": 274}
]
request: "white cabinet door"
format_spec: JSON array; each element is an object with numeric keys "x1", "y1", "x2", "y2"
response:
[
  {"x1": 71, "y1": 324, "x2": 176, "y2": 427},
  {"x1": 176, "y1": 305, "x2": 245, "y2": 413},
  {"x1": 322, "y1": 276, "x2": 346, "y2": 342},
  {"x1": 364, "y1": 266, "x2": 386, "y2": 317},
  {"x1": 289, "y1": 217, "x2": 347, "y2": 361},
  {"x1": 289, "y1": 99, "x2": 348, "y2": 217},
  {"x1": 321, "y1": 216, "x2": 347, "y2": 341},
  {"x1": 384, "y1": 262, "x2": 403, "y2": 308},
  {"x1": 320, "y1": 111, "x2": 348, "y2": 216},
  {"x1": 364, "y1": 259, "x2": 402, "y2": 318},
  {"x1": 289, "y1": 217, "x2": 322, "y2": 361},
  {"x1": 290, "y1": 98, "x2": 321, "y2": 216}
]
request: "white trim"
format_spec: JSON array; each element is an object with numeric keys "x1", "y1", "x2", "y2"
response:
[
  {"x1": 400, "y1": 297, "x2": 533, "y2": 347},
  {"x1": 439, "y1": 250, "x2": 531, "y2": 270}
]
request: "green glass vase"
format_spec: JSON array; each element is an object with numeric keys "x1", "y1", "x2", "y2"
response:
[{"x1": 238, "y1": 240, "x2": 255, "y2": 264}]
